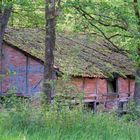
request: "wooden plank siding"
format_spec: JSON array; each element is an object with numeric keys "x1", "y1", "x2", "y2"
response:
[
  {"x1": 0, "y1": 42, "x2": 135, "y2": 111},
  {"x1": 0, "y1": 43, "x2": 43, "y2": 96}
]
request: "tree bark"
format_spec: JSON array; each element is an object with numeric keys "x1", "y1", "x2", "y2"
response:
[
  {"x1": 0, "y1": 5, "x2": 12, "y2": 92},
  {"x1": 0, "y1": 10, "x2": 2, "y2": 58},
  {"x1": 134, "y1": 49, "x2": 140, "y2": 109},
  {"x1": 0, "y1": 5, "x2": 12, "y2": 58},
  {"x1": 133, "y1": 0, "x2": 140, "y2": 108},
  {"x1": 0, "y1": 10, "x2": 3, "y2": 92},
  {"x1": 0, "y1": 5, "x2": 12, "y2": 48},
  {"x1": 134, "y1": 67, "x2": 140, "y2": 109},
  {"x1": 43, "y1": 0, "x2": 56, "y2": 104}
]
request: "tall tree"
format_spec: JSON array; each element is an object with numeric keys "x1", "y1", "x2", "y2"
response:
[
  {"x1": 43, "y1": 0, "x2": 61, "y2": 104},
  {"x1": 133, "y1": 0, "x2": 140, "y2": 108},
  {"x1": 0, "y1": 1, "x2": 12, "y2": 65}
]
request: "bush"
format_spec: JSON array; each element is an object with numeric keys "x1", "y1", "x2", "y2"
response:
[{"x1": 0, "y1": 96, "x2": 140, "y2": 140}]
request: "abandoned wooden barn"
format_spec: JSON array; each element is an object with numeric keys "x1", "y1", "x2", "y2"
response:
[{"x1": 0, "y1": 28, "x2": 135, "y2": 108}]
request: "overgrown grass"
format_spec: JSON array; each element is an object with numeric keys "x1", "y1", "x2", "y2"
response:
[{"x1": 0, "y1": 96, "x2": 140, "y2": 140}]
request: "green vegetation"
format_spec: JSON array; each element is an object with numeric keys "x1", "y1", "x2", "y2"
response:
[
  {"x1": 0, "y1": 96, "x2": 140, "y2": 140},
  {"x1": 1, "y1": 1, "x2": 140, "y2": 140}
]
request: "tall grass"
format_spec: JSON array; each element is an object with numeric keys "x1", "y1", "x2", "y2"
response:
[{"x1": 0, "y1": 96, "x2": 140, "y2": 140}]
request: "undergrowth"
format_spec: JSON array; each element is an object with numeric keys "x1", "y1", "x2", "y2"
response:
[{"x1": 0, "y1": 95, "x2": 140, "y2": 140}]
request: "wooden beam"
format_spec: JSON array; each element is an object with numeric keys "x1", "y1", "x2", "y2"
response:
[
  {"x1": 128, "y1": 79, "x2": 130, "y2": 96},
  {"x1": 26, "y1": 56, "x2": 29, "y2": 95},
  {"x1": 95, "y1": 78, "x2": 98, "y2": 95}
]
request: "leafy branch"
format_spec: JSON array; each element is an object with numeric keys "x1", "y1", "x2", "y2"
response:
[{"x1": 73, "y1": 6, "x2": 127, "y2": 54}]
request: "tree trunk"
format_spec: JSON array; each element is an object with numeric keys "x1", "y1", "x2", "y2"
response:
[
  {"x1": 0, "y1": 6, "x2": 12, "y2": 92},
  {"x1": 134, "y1": 47, "x2": 140, "y2": 108},
  {"x1": 133, "y1": 0, "x2": 140, "y2": 108},
  {"x1": 134, "y1": 67, "x2": 140, "y2": 109},
  {"x1": 43, "y1": 1, "x2": 56, "y2": 104},
  {"x1": 0, "y1": 11, "x2": 3, "y2": 92},
  {"x1": 0, "y1": 8, "x2": 3, "y2": 59}
]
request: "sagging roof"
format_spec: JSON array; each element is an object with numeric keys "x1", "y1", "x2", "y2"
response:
[{"x1": 4, "y1": 28, "x2": 135, "y2": 78}]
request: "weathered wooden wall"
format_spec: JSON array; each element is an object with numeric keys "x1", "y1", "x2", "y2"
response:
[
  {"x1": 0, "y1": 43, "x2": 43, "y2": 96},
  {"x1": 0, "y1": 43, "x2": 135, "y2": 102},
  {"x1": 71, "y1": 77, "x2": 135, "y2": 102}
]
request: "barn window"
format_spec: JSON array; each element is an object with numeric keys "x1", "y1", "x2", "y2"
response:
[{"x1": 107, "y1": 78, "x2": 117, "y2": 93}]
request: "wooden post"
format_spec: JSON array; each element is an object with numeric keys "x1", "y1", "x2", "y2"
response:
[
  {"x1": 93, "y1": 95, "x2": 97, "y2": 113},
  {"x1": 95, "y1": 78, "x2": 98, "y2": 95},
  {"x1": 118, "y1": 101, "x2": 124, "y2": 117},
  {"x1": 82, "y1": 77, "x2": 85, "y2": 90},
  {"x1": 94, "y1": 78, "x2": 98, "y2": 113},
  {"x1": 26, "y1": 56, "x2": 29, "y2": 95},
  {"x1": 128, "y1": 79, "x2": 130, "y2": 96}
]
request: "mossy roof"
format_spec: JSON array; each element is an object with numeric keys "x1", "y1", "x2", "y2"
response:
[{"x1": 4, "y1": 28, "x2": 135, "y2": 78}]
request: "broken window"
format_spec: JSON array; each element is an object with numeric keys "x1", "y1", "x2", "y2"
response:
[{"x1": 107, "y1": 78, "x2": 117, "y2": 93}]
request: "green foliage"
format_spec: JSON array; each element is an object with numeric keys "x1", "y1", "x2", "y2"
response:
[
  {"x1": 0, "y1": 86, "x2": 140, "y2": 140},
  {"x1": 0, "y1": 97, "x2": 140, "y2": 140},
  {"x1": 0, "y1": 0, "x2": 45, "y2": 28},
  {"x1": 6, "y1": 0, "x2": 140, "y2": 66},
  {"x1": 122, "y1": 99, "x2": 140, "y2": 122},
  {"x1": 12, "y1": 1, "x2": 44, "y2": 27},
  {"x1": 60, "y1": 0, "x2": 140, "y2": 67},
  {"x1": 4, "y1": 0, "x2": 140, "y2": 64}
]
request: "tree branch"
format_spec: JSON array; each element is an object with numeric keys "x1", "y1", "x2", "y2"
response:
[
  {"x1": 73, "y1": 6, "x2": 130, "y2": 54},
  {"x1": 55, "y1": 0, "x2": 61, "y2": 16},
  {"x1": 57, "y1": 0, "x2": 61, "y2": 8},
  {"x1": 108, "y1": 33, "x2": 134, "y2": 39},
  {"x1": 74, "y1": 6, "x2": 128, "y2": 31}
]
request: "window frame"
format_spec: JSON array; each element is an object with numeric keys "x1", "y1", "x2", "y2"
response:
[{"x1": 107, "y1": 78, "x2": 118, "y2": 93}]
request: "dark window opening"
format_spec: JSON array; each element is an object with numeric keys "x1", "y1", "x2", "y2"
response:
[
  {"x1": 84, "y1": 102, "x2": 99, "y2": 111},
  {"x1": 107, "y1": 78, "x2": 117, "y2": 93}
]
